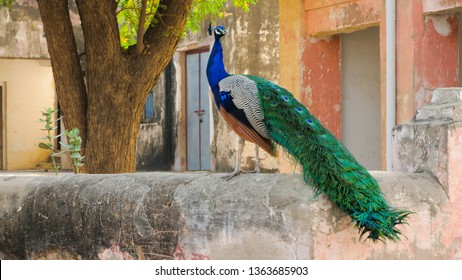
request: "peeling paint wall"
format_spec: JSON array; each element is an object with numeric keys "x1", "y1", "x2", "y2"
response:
[
  {"x1": 304, "y1": 0, "x2": 380, "y2": 37},
  {"x1": 0, "y1": 1, "x2": 48, "y2": 58},
  {"x1": 396, "y1": 1, "x2": 459, "y2": 124},
  {"x1": 0, "y1": 0, "x2": 83, "y2": 58},
  {"x1": 301, "y1": 36, "x2": 342, "y2": 138},
  {"x1": 459, "y1": 15, "x2": 462, "y2": 86}
]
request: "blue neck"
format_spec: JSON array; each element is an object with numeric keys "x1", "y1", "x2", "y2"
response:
[{"x1": 207, "y1": 38, "x2": 229, "y2": 94}]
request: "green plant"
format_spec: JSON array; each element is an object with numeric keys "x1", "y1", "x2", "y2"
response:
[
  {"x1": 61, "y1": 128, "x2": 85, "y2": 174},
  {"x1": 38, "y1": 107, "x2": 63, "y2": 174}
]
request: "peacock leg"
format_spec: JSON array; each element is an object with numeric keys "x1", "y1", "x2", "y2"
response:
[
  {"x1": 248, "y1": 144, "x2": 260, "y2": 173},
  {"x1": 222, "y1": 137, "x2": 245, "y2": 181}
]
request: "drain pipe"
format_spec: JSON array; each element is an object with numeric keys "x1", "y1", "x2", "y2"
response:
[{"x1": 386, "y1": 0, "x2": 396, "y2": 171}]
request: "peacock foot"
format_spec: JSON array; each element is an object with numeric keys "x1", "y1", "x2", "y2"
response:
[
  {"x1": 221, "y1": 170, "x2": 243, "y2": 181},
  {"x1": 243, "y1": 167, "x2": 260, "y2": 174}
]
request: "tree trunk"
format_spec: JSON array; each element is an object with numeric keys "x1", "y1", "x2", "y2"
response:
[
  {"x1": 85, "y1": 90, "x2": 143, "y2": 173},
  {"x1": 36, "y1": 0, "x2": 87, "y2": 141},
  {"x1": 37, "y1": 0, "x2": 193, "y2": 174}
]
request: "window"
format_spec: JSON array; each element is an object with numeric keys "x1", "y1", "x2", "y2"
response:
[{"x1": 142, "y1": 90, "x2": 155, "y2": 123}]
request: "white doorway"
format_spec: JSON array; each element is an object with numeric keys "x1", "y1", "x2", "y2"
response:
[{"x1": 341, "y1": 27, "x2": 381, "y2": 170}]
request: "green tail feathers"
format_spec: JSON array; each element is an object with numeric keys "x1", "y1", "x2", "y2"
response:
[{"x1": 249, "y1": 75, "x2": 412, "y2": 242}]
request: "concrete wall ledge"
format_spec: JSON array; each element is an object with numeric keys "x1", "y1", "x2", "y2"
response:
[{"x1": 0, "y1": 171, "x2": 460, "y2": 259}]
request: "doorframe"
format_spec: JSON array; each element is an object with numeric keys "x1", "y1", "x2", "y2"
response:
[{"x1": 184, "y1": 47, "x2": 210, "y2": 171}]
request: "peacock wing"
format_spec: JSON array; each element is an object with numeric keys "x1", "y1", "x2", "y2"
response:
[{"x1": 218, "y1": 75, "x2": 270, "y2": 139}]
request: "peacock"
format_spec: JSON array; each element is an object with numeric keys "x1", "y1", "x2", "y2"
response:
[{"x1": 206, "y1": 24, "x2": 411, "y2": 242}]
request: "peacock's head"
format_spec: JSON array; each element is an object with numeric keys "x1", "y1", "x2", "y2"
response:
[{"x1": 208, "y1": 23, "x2": 227, "y2": 40}]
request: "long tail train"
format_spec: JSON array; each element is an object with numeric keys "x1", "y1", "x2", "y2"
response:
[{"x1": 249, "y1": 75, "x2": 412, "y2": 241}]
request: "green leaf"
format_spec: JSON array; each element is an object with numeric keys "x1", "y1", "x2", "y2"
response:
[
  {"x1": 70, "y1": 153, "x2": 84, "y2": 159},
  {"x1": 60, "y1": 143, "x2": 73, "y2": 149},
  {"x1": 116, "y1": 0, "x2": 257, "y2": 47},
  {"x1": 39, "y1": 142, "x2": 53, "y2": 150},
  {"x1": 0, "y1": 0, "x2": 14, "y2": 8}
]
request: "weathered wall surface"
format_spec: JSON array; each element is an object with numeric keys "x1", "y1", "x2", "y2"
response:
[
  {"x1": 136, "y1": 62, "x2": 177, "y2": 171},
  {"x1": 304, "y1": 0, "x2": 380, "y2": 37},
  {"x1": 0, "y1": 172, "x2": 460, "y2": 260},
  {"x1": 0, "y1": 1, "x2": 48, "y2": 58},
  {"x1": 393, "y1": 88, "x2": 462, "y2": 197},
  {"x1": 0, "y1": 0, "x2": 83, "y2": 58},
  {"x1": 396, "y1": 1, "x2": 459, "y2": 124}
]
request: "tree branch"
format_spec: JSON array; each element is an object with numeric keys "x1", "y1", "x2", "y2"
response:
[
  {"x1": 75, "y1": 0, "x2": 121, "y2": 67},
  {"x1": 36, "y1": 0, "x2": 87, "y2": 142},
  {"x1": 135, "y1": 0, "x2": 148, "y2": 55},
  {"x1": 138, "y1": 0, "x2": 193, "y2": 71}
]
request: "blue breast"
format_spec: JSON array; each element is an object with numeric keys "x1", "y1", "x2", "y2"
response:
[{"x1": 206, "y1": 37, "x2": 253, "y2": 129}]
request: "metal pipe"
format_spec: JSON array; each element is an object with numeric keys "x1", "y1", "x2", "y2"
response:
[{"x1": 386, "y1": 0, "x2": 396, "y2": 171}]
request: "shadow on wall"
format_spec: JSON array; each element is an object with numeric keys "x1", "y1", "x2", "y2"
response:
[{"x1": 136, "y1": 61, "x2": 177, "y2": 171}]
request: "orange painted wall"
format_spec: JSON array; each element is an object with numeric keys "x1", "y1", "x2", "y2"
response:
[
  {"x1": 396, "y1": 0, "x2": 459, "y2": 123},
  {"x1": 305, "y1": 0, "x2": 380, "y2": 37},
  {"x1": 301, "y1": 36, "x2": 342, "y2": 139}
]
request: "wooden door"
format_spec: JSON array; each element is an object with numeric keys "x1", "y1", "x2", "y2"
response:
[{"x1": 186, "y1": 50, "x2": 210, "y2": 170}]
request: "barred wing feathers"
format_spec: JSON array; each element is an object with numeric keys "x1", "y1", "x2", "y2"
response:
[{"x1": 218, "y1": 75, "x2": 276, "y2": 156}]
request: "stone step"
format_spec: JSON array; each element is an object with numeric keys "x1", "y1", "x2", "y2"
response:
[
  {"x1": 415, "y1": 102, "x2": 461, "y2": 122},
  {"x1": 431, "y1": 88, "x2": 462, "y2": 104}
]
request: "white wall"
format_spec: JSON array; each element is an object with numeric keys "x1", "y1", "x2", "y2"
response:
[
  {"x1": 0, "y1": 58, "x2": 56, "y2": 170},
  {"x1": 341, "y1": 27, "x2": 381, "y2": 170}
]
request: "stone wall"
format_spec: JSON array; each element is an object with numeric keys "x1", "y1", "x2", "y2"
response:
[
  {"x1": 0, "y1": 171, "x2": 460, "y2": 260},
  {"x1": 393, "y1": 88, "x2": 462, "y2": 199}
]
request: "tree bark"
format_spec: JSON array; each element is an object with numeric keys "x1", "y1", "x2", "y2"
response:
[
  {"x1": 37, "y1": 0, "x2": 193, "y2": 173},
  {"x1": 36, "y1": 0, "x2": 87, "y2": 141}
]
